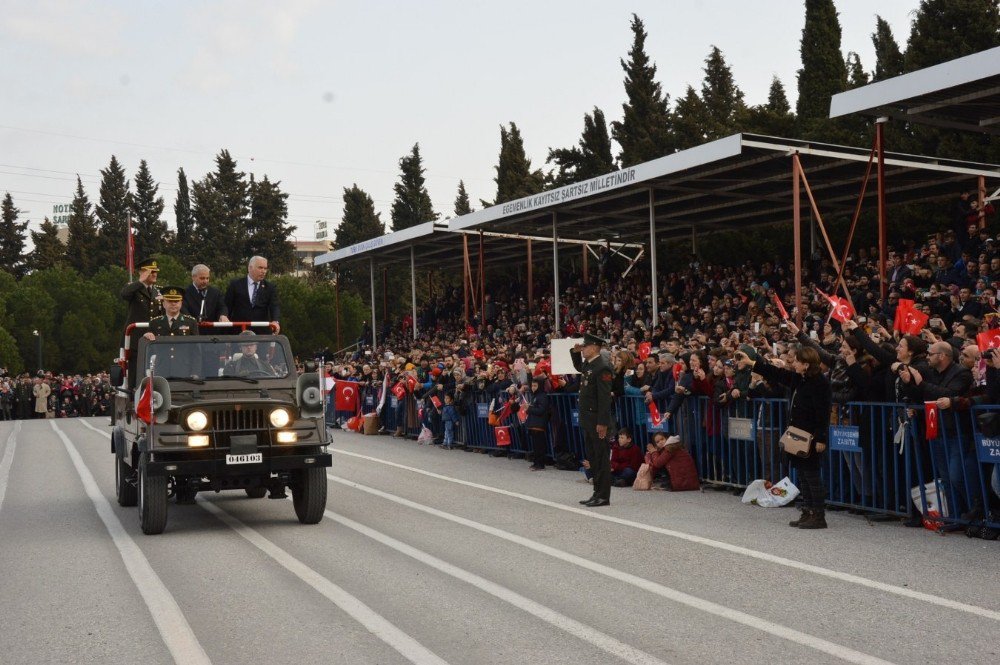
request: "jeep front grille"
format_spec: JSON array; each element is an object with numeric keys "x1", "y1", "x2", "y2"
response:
[{"x1": 215, "y1": 408, "x2": 266, "y2": 431}]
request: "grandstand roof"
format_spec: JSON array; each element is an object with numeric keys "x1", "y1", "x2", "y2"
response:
[
  {"x1": 316, "y1": 132, "x2": 999, "y2": 271},
  {"x1": 829, "y1": 47, "x2": 1000, "y2": 134}
]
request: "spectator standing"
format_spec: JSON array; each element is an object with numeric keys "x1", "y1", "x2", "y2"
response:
[
  {"x1": 33, "y1": 377, "x2": 50, "y2": 419},
  {"x1": 524, "y1": 374, "x2": 551, "y2": 470}
]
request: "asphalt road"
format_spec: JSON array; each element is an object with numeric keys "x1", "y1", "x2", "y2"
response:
[{"x1": 1, "y1": 417, "x2": 998, "y2": 665}]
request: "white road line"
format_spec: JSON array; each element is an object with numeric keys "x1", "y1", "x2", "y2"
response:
[
  {"x1": 325, "y1": 508, "x2": 670, "y2": 665},
  {"x1": 50, "y1": 421, "x2": 212, "y2": 665},
  {"x1": 196, "y1": 498, "x2": 449, "y2": 665},
  {"x1": 79, "y1": 419, "x2": 110, "y2": 436},
  {"x1": 0, "y1": 421, "x2": 22, "y2": 514},
  {"x1": 332, "y1": 448, "x2": 1000, "y2": 623},
  {"x1": 330, "y1": 475, "x2": 894, "y2": 665}
]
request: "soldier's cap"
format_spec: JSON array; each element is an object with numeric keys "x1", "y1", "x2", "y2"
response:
[
  {"x1": 160, "y1": 286, "x2": 184, "y2": 301},
  {"x1": 582, "y1": 332, "x2": 608, "y2": 347},
  {"x1": 137, "y1": 257, "x2": 159, "y2": 272},
  {"x1": 238, "y1": 330, "x2": 256, "y2": 338}
]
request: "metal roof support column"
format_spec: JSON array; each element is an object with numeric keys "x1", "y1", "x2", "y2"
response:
[
  {"x1": 793, "y1": 156, "x2": 803, "y2": 327},
  {"x1": 369, "y1": 258, "x2": 377, "y2": 350},
  {"x1": 527, "y1": 239, "x2": 533, "y2": 313},
  {"x1": 335, "y1": 269, "x2": 341, "y2": 350},
  {"x1": 382, "y1": 267, "x2": 387, "y2": 323},
  {"x1": 478, "y1": 230, "x2": 485, "y2": 333},
  {"x1": 410, "y1": 246, "x2": 418, "y2": 342},
  {"x1": 690, "y1": 226, "x2": 697, "y2": 256},
  {"x1": 876, "y1": 119, "x2": 887, "y2": 300},
  {"x1": 552, "y1": 212, "x2": 561, "y2": 333},
  {"x1": 582, "y1": 244, "x2": 589, "y2": 284},
  {"x1": 978, "y1": 175, "x2": 987, "y2": 228},
  {"x1": 649, "y1": 189, "x2": 658, "y2": 323},
  {"x1": 463, "y1": 235, "x2": 470, "y2": 325}
]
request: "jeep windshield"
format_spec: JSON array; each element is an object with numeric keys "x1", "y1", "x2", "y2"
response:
[{"x1": 141, "y1": 339, "x2": 291, "y2": 380}]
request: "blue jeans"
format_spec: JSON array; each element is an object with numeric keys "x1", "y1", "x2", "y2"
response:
[
  {"x1": 612, "y1": 467, "x2": 637, "y2": 483},
  {"x1": 444, "y1": 421, "x2": 455, "y2": 447}
]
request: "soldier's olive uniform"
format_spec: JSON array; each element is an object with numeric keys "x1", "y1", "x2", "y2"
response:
[
  {"x1": 571, "y1": 348, "x2": 614, "y2": 502},
  {"x1": 146, "y1": 313, "x2": 200, "y2": 379}
]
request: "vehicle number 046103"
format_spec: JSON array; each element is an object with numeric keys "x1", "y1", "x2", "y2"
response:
[{"x1": 226, "y1": 453, "x2": 263, "y2": 465}]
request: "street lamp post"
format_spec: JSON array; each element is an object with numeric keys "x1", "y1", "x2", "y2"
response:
[{"x1": 33, "y1": 330, "x2": 42, "y2": 372}]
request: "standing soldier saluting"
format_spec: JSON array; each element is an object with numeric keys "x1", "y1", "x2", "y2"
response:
[
  {"x1": 121, "y1": 257, "x2": 163, "y2": 327},
  {"x1": 571, "y1": 332, "x2": 614, "y2": 507}
]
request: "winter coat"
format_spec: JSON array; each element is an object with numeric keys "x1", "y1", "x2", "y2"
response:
[{"x1": 645, "y1": 445, "x2": 700, "y2": 491}]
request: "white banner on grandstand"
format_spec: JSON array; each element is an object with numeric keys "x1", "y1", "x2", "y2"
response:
[{"x1": 550, "y1": 338, "x2": 583, "y2": 375}]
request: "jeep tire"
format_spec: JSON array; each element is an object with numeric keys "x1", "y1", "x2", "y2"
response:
[
  {"x1": 138, "y1": 459, "x2": 168, "y2": 535},
  {"x1": 116, "y1": 456, "x2": 137, "y2": 507},
  {"x1": 245, "y1": 486, "x2": 267, "y2": 499},
  {"x1": 292, "y1": 467, "x2": 326, "y2": 524}
]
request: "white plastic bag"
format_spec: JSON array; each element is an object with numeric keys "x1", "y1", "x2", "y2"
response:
[
  {"x1": 741, "y1": 477, "x2": 800, "y2": 507},
  {"x1": 416, "y1": 425, "x2": 434, "y2": 444},
  {"x1": 911, "y1": 481, "x2": 949, "y2": 530}
]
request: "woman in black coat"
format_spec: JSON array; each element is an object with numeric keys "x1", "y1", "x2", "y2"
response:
[
  {"x1": 736, "y1": 345, "x2": 832, "y2": 529},
  {"x1": 524, "y1": 375, "x2": 552, "y2": 471}
]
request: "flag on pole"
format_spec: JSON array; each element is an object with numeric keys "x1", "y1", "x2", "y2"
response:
[
  {"x1": 924, "y1": 401, "x2": 940, "y2": 440},
  {"x1": 334, "y1": 381, "x2": 359, "y2": 411},
  {"x1": 136, "y1": 382, "x2": 152, "y2": 424},
  {"x1": 772, "y1": 293, "x2": 789, "y2": 320},
  {"x1": 494, "y1": 426, "x2": 511, "y2": 446},
  {"x1": 648, "y1": 400, "x2": 662, "y2": 427},
  {"x1": 817, "y1": 288, "x2": 855, "y2": 323},
  {"x1": 893, "y1": 298, "x2": 915, "y2": 332},
  {"x1": 900, "y1": 308, "x2": 929, "y2": 335},
  {"x1": 976, "y1": 329, "x2": 1000, "y2": 352}
]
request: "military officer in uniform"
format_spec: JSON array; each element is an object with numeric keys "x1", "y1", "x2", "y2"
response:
[
  {"x1": 571, "y1": 332, "x2": 614, "y2": 507},
  {"x1": 121, "y1": 257, "x2": 163, "y2": 327},
  {"x1": 142, "y1": 286, "x2": 200, "y2": 379},
  {"x1": 223, "y1": 331, "x2": 275, "y2": 377}
]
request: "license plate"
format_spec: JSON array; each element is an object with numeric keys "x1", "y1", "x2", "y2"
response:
[{"x1": 226, "y1": 453, "x2": 262, "y2": 465}]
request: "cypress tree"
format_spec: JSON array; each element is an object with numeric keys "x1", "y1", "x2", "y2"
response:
[
  {"x1": 904, "y1": 0, "x2": 1000, "y2": 72},
  {"x1": 700, "y1": 46, "x2": 745, "y2": 140},
  {"x1": 131, "y1": 160, "x2": 166, "y2": 260},
  {"x1": 65, "y1": 177, "x2": 100, "y2": 276},
  {"x1": 845, "y1": 52, "x2": 870, "y2": 89},
  {"x1": 491, "y1": 122, "x2": 546, "y2": 205},
  {"x1": 173, "y1": 168, "x2": 194, "y2": 266},
  {"x1": 390, "y1": 143, "x2": 438, "y2": 231},
  {"x1": 29, "y1": 218, "x2": 65, "y2": 272},
  {"x1": 796, "y1": 0, "x2": 848, "y2": 137},
  {"x1": 454, "y1": 180, "x2": 473, "y2": 216},
  {"x1": 0, "y1": 193, "x2": 28, "y2": 278},
  {"x1": 93, "y1": 155, "x2": 131, "y2": 271},
  {"x1": 547, "y1": 107, "x2": 616, "y2": 186},
  {"x1": 741, "y1": 76, "x2": 797, "y2": 138},
  {"x1": 334, "y1": 185, "x2": 385, "y2": 295},
  {"x1": 672, "y1": 86, "x2": 709, "y2": 150},
  {"x1": 192, "y1": 150, "x2": 250, "y2": 274},
  {"x1": 611, "y1": 14, "x2": 675, "y2": 166},
  {"x1": 871, "y1": 16, "x2": 904, "y2": 82},
  {"x1": 247, "y1": 175, "x2": 296, "y2": 273}
]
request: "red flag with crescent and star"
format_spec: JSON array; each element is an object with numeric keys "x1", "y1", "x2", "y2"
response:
[
  {"x1": 136, "y1": 382, "x2": 152, "y2": 424},
  {"x1": 392, "y1": 382, "x2": 406, "y2": 400},
  {"x1": 648, "y1": 401, "x2": 663, "y2": 427},
  {"x1": 335, "y1": 381, "x2": 359, "y2": 412},
  {"x1": 900, "y1": 308, "x2": 929, "y2": 336},
  {"x1": 976, "y1": 329, "x2": 1000, "y2": 353},
  {"x1": 817, "y1": 289, "x2": 855, "y2": 323},
  {"x1": 494, "y1": 426, "x2": 511, "y2": 446},
  {"x1": 638, "y1": 342, "x2": 652, "y2": 360},
  {"x1": 893, "y1": 298, "x2": 915, "y2": 332},
  {"x1": 924, "y1": 401, "x2": 940, "y2": 440}
]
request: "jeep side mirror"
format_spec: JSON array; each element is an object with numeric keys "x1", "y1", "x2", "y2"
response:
[{"x1": 109, "y1": 364, "x2": 124, "y2": 388}]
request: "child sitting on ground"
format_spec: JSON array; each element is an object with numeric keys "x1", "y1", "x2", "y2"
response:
[
  {"x1": 611, "y1": 428, "x2": 644, "y2": 487},
  {"x1": 644, "y1": 432, "x2": 700, "y2": 491}
]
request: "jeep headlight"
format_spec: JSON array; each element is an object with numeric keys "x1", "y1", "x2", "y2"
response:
[
  {"x1": 269, "y1": 408, "x2": 291, "y2": 428},
  {"x1": 186, "y1": 410, "x2": 209, "y2": 431}
]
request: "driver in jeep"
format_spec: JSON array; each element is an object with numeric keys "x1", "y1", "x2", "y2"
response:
[{"x1": 223, "y1": 330, "x2": 274, "y2": 377}]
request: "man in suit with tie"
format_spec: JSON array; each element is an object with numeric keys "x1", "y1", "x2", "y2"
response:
[
  {"x1": 224, "y1": 256, "x2": 281, "y2": 335},
  {"x1": 182, "y1": 264, "x2": 230, "y2": 324}
]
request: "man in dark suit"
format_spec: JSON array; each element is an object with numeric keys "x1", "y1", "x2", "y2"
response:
[
  {"x1": 182, "y1": 264, "x2": 230, "y2": 324},
  {"x1": 224, "y1": 256, "x2": 281, "y2": 334},
  {"x1": 570, "y1": 332, "x2": 614, "y2": 507}
]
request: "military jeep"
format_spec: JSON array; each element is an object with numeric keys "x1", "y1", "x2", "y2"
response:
[{"x1": 110, "y1": 329, "x2": 331, "y2": 534}]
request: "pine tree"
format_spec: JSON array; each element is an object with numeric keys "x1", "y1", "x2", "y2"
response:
[
  {"x1": 28, "y1": 218, "x2": 65, "y2": 272},
  {"x1": 334, "y1": 185, "x2": 385, "y2": 295},
  {"x1": 611, "y1": 14, "x2": 675, "y2": 166},
  {"x1": 65, "y1": 177, "x2": 100, "y2": 276},
  {"x1": 845, "y1": 52, "x2": 869, "y2": 89},
  {"x1": 454, "y1": 180, "x2": 472, "y2": 216},
  {"x1": 672, "y1": 86, "x2": 709, "y2": 150},
  {"x1": 0, "y1": 193, "x2": 28, "y2": 278},
  {"x1": 93, "y1": 156, "x2": 131, "y2": 271},
  {"x1": 547, "y1": 107, "x2": 616, "y2": 186},
  {"x1": 173, "y1": 167, "x2": 194, "y2": 266},
  {"x1": 700, "y1": 46, "x2": 745, "y2": 140},
  {"x1": 904, "y1": 0, "x2": 1000, "y2": 72},
  {"x1": 192, "y1": 150, "x2": 250, "y2": 274},
  {"x1": 871, "y1": 16, "x2": 904, "y2": 82},
  {"x1": 247, "y1": 175, "x2": 296, "y2": 273},
  {"x1": 796, "y1": 0, "x2": 848, "y2": 138},
  {"x1": 390, "y1": 143, "x2": 438, "y2": 231},
  {"x1": 131, "y1": 160, "x2": 166, "y2": 260},
  {"x1": 490, "y1": 123, "x2": 546, "y2": 205}
]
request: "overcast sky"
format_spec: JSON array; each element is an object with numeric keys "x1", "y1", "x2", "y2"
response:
[{"x1": 0, "y1": 0, "x2": 918, "y2": 244}]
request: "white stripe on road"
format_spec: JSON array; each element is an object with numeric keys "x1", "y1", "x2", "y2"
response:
[
  {"x1": 196, "y1": 498, "x2": 448, "y2": 665},
  {"x1": 50, "y1": 421, "x2": 212, "y2": 665},
  {"x1": 79, "y1": 419, "x2": 110, "y2": 436},
  {"x1": 332, "y1": 448, "x2": 1000, "y2": 623},
  {"x1": 326, "y1": 508, "x2": 670, "y2": 665},
  {"x1": 330, "y1": 475, "x2": 895, "y2": 665},
  {"x1": 0, "y1": 421, "x2": 22, "y2": 514}
]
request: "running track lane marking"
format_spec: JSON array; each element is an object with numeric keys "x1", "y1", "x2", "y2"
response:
[
  {"x1": 330, "y1": 475, "x2": 895, "y2": 665},
  {"x1": 196, "y1": 498, "x2": 449, "y2": 665},
  {"x1": 331, "y1": 448, "x2": 1000, "y2": 623},
  {"x1": 0, "y1": 421, "x2": 22, "y2": 514},
  {"x1": 324, "y1": 507, "x2": 670, "y2": 665},
  {"x1": 50, "y1": 421, "x2": 212, "y2": 665}
]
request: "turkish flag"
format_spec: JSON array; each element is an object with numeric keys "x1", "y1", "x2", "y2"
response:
[
  {"x1": 976, "y1": 329, "x2": 1000, "y2": 352},
  {"x1": 335, "y1": 382, "x2": 359, "y2": 411},
  {"x1": 893, "y1": 298, "x2": 915, "y2": 332},
  {"x1": 648, "y1": 401, "x2": 662, "y2": 427},
  {"x1": 392, "y1": 382, "x2": 406, "y2": 400},
  {"x1": 924, "y1": 401, "x2": 940, "y2": 440},
  {"x1": 772, "y1": 293, "x2": 789, "y2": 320},
  {"x1": 494, "y1": 426, "x2": 511, "y2": 446},
  {"x1": 430, "y1": 395, "x2": 442, "y2": 409},
  {"x1": 406, "y1": 375, "x2": 418, "y2": 392},
  {"x1": 901, "y1": 308, "x2": 929, "y2": 335},
  {"x1": 638, "y1": 342, "x2": 652, "y2": 360},
  {"x1": 136, "y1": 383, "x2": 152, "y2": 424},
  {"x1": 818, "y1": 289, "x2": 855, "y2": 323}
]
